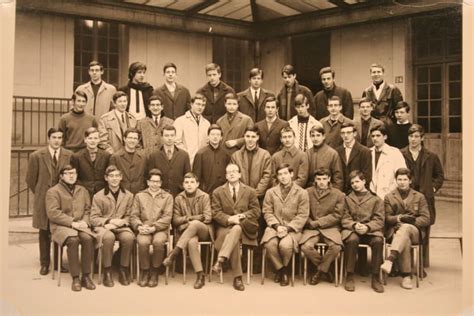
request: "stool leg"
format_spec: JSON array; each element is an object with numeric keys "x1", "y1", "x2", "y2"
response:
[
  {"x1": 183, "y1": 248, "x2": 187, "y2": 285},
  {"x1": 303, "y1": 254, "x2": 307, "y2": 286},
  {"x1": 419, "y1": 244, "x2": 424, "y2": 281},
  {"x1": 51, "y1": 240, "x2": 55, "y2": 281},
  {"x1": 261, "y1": 248, "x2": 266, "y2": 285},
  {"x1": 334, "y1": 253, "x2": 338, "y2": 287},
  {"x1": 209, "y1": 244, "x2": 214, "y2": 283},
  {"x1": 246, "y1": 248, "x2": 251, "y2": 285},
  {"x1": 291, "y1": 252, "x2": 295, "y2": 287},
  {"x1": 57, "y1": 243, "x2": 61, "y2": 287},
  {"x1": 415, "y1": 247, "x2": 419, "y2": 288},
  {"x1": 250, "y1": 248, "x2": 254, "y2": 277}
]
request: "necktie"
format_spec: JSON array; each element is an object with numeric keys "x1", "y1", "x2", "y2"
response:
[
  {"x1": 298, "y1": 123, "x2": 305, "y2": 151},
  {"x1": 90, "y1": 151, "x2": 96, "y2": 162},
  {"x1": 195, "y1": 115, "x2": 200, "y2": 125},
  {"x1": 52, "y1": 150, "x2": 58, "y2": 167},
  {"x1": 135, "y1": 89, "x2": 140, "y2": 113},
  {"x1": 232, "y1": 186, "x2": 236, "y2": 203},
  {"x1": 254, "y1": 90, "x2": 258, "y2": 104},
  {"x1": 167, "y1": 149, "x2": 173, "y2": 161},
  {"x1": 154, "y1": 116, "x2": 159, "y2": 126},
  {"x1": 122, "y1": 113, "x2": 125, "y2": 124}
]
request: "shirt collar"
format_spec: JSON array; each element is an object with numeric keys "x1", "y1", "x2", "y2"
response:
[
  {"x1": 48, "y1": 146, "x2": 60, "y2": 157},
  {"x1": 266, "y1": 116, "x2": 277, "y2": 124},
  {"x1": 115, "y1": 109, "x2": 126, "y2": 118},
  {"x1": 284, "y1": 146, "x2": 298, "y2": 157},
  {"x1": 344, "y1": 140, "x2": 356, "y2": 149},
  {"x1": 228, "y1": 182, "x2": 240, "y2": 192}
]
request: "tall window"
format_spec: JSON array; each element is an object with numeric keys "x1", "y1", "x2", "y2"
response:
[
  {"x1": 213, "y1": 37, "x2": 247, "y2": 92},
  {"x1": 74, "y1": 20, "x2": 121, "y2": 89}
]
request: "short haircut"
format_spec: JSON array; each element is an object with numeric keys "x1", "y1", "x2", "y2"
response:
[
  {"x1": 123, "y1": 127, "x2": 141, "y2": 139},
  {"x1": 183, "y1": 172, "x2": 199, "y2": 182},
  {"x1": 310, "y1": 125, "x2": 325, "y2": 135},
  {"x1": 395, "y1": 167, "x2": 412, "y2": 180},
  {"x1": 370, "y1": 125, "x2": 388, "y2": 136},
  {"x1": 348, "y1": 170, "x2": 366, "y2": 181},
  {"x1": 205, "y1": 63, "x2": 221, "y2": 74},
  {"x1": 147, "y1": 168, "x2": 162, "y2": 181},
  {"x1": 314, "y1": 167, "x2": 331, "y2": 178},
  {"x1": 191, "y1": 93, "x2": 207, "y2": 104},
  {"x1": 163, "y1": 62, "x2": 177, "y2": 73},
  {"x1": 370, "y1": 63, "x2": 384, "y2": 72},
  {"x1": 113, "y1": 91, "x2": 128, "y2": 103},
  {"x1": 275, "y1": 163, "x2": 293, "y2": 174},
  {"x1": 328, "y1": 95, "x2": 341, "y2": 104},
  {"x1": 340, "y1": 122, "x2": 356, "y2": 132},
  {"x1": 264, "y1": 96, "x2": 278, "y2": 107},
  {"x1": 47, "y1": 127, "x2": 63, "y2": 138},
  {"x1": 128, "y1": 61, "x2": 147, "y2": 79},
  {"x1": 59, "y1": 164, "x2": 76, "y2": 175},
  {"x1": 280, "y1": 126, "x2": 295, "y2": 136},
  {"x1": 105, "y1": 165, "x2": 121, "y2": 176},
  {"x1": 358, "y1": 98, "x2": 374, "y2": 107},
  {"x1": 226, "y1": 163, "x2": 240, "y2": 173},
  {"x1": 319, "y1": 67, "x2": 335, "y2": 78},
  {"x1": 84, "y1": 127, "x2": 99, "y2": 137},
  {"x1": 294, "y1": 93, "x2": 308, "y2": 107},
  {"x1": 88, "y1": 60, "x2": 104, "y2": 71},
  {"x1": 208, "y1": 124, "x2": 223, "y2": 135},
  {"x1": 394, "y1": 101, "x2": 411, "y2": 113},
  {"x1": 161, "y1": 124, "x2": 176, "y2": 136},
  {"x1": 148, "y1": 95, "x2": 163, "y2": 105},
  {"x1": 244, "y1": 126, "x2": 260, "y2": 136},
  {"x1": 249, "y1": 68, "x2": 264, "y2": 79},
  {"x1": 408, "y1": 124, "x2": 425, "y2": 137},
  {"x1": 224, "y1": 92, "x2": 238, "y2": 102},
  {"x1": 281, "y1": 64, "x2": 296, "y2": 76},
  {"x1": 72, "y1": 90, "x2": 88, "y2": 103}
]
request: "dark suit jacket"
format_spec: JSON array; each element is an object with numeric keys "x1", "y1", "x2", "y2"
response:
[
  {"x1": 153, "y1": 83, "x2": 191, "y2": 120},
  {"x1": 255, "y1": 118, "x2": 289, "y2": 156},
  {"x1": 277, "y1": 81, "x2": 315, "y2": 120},
  {"x1": 196, "y1": 81, "x2": 235, "y2": 124},
  {"x1": 110, "y1": 149, "x2": 147, "y2": 194},
  {"x1": 71, "y1": 148, "x2": 111, "y2": 198},
  {"x1": 314, "y1": 85, "x2": 354, "y2": 120},
  {"x1": 216, "y1": 111, "x2": 254, "y2": 153},
  {"x1": 362, "y1": 82, "x2": 403, "y2": 121},
  {"x1": 193, "y1": 144, "x2": 231, "y2": 194},
  {"x1": 237, "y1": 88, "x2": 275, "y2": 123},
  {"x1": 146, "y1": 146, "x2": 191, "y2": 197},
  {"x1": 354, "y1": 116, "x2": 384, "y2": 148},
  {"x1": 335, "y1": 141, "x2": 372, "y2": 193}
]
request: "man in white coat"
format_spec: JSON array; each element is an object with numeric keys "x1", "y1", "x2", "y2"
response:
[
  {"x1": 369, "y1": 125, "x2": 406, "y2": 199},
  {"x1": 288, "y1": 94, "x2": 322, "y2": 152},
  {"x1": 174, "y1": 94, "x2": 210, "y2": 164}
]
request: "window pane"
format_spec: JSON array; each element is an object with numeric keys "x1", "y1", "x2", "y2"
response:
[
  {"x1": 81, "y1": 52, "x2": 93, "y2": 65},
  {"x1": 449, "y1": 82, "x2": 461, "y2": 99},
  {"x1": 98, "y1": 22, "x2": 108, "y2": 36},
  {"x1": 109, "y1": 69, "x2": 118, "y2": 86},
  {"x1": 110, "y1": 39, "x2": 119, "y2": 52},
  {"x1": 98, "y1": 53, "x2": 108, "y2": 66},
  {"x1": 449, "y1": 99, "x2": 462, "y2": 116},
  {"x1": 449, "y1": 64, "x2": 461, "y2": 81},
  {"x1": 430, "y1": 84, "x2": 441, "y2": 99},
  {"x1": 449, "y1": 117, "x2": 462, "y2": 133},
  {"x1": 429, "y1": 40, "x2": 443, "y2": 57},
  {"x1": 74, "y1": 66, "x2": 81, "y2": 83},
  {"x1": 417, "y1": 101, "x2": 429, "y2": 116},
  {"x1": 431, "y1": 118, "x2": 442, "y2": 133},
  {"x1": 417, "y1": 67, "x2": 428, "y2": 83},
  {"x1": 109, "y1": 54, "x2": 119, "y2": 68},
  {"x1": 98, "y1": 39, "x2": 108, "y2": 53},
  {"x1": 82, "y1": 67, "x2": 89, "y2": 82},
  {"x1": 418, "y1": 118, "x2": 429, "y2": 132},
  {"x1": 431, "y1": 100, "x2": 441, "y2": 116},
  {"x1": 418, "y1": 84, "x2": 428, "y2": 99},
  {"x1": 448, "y1": 38, "x2": 462, "y2": 56},
  {"x1": 109, "y1": 24, "x2": 119, "y2": 38},
  {"x1": 430, "y1": 66, "x2": 441, "y2": 82},
  {"x1": 82, "y1": 36, "x2": 93, "y2": 51},
  {"x1": 82, "y1": 20, "x2": 94, "y2": 35}
]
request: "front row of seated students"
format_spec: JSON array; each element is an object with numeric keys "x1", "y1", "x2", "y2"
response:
[{"x1": 46, "y1": 160, "x2": 428, "y2": 292}]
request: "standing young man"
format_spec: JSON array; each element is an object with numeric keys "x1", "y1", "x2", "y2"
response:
[
  {"x1": 119, "y1": 61, "x2": 154, "y2": 121},
  {"x1": 354, "y1": 98, "x2": 384, "y2": 148},
  {"x1": 153, "y1": 62, "x2": 191, "y2": 119},
  {"x1": 255, "y1": 96, "x2": 289, "y2": 155},
  {"x1": 319, "y1": 96, "x2": 354, "y2": 149},
  {"x1": 237, "y1": 68, "x2": 275, "y2": 123},
  {"x1": 75, "y1": 60, "x2": 116, "y2": 119},
  {"x1": 193, "y1": 124, "x2": 231, "y2": 194},
  {"x1": 131, "y1": 168, "x2": 173, "y2": 287},
  {"x1": 314, "y1": 67, "x2": 353, "y2": 120},
  {"x1": 387, "y1": 101, "x2": 413, "y2": 149},
  {"x1": 58, "y1": 91, "x2": 98, "y2": 152},
  {"x1": 288, "y1": 94, "x2": 322, "y2": 152},
  {"x1": 277, "y1": 64, "x2": 315, "y2": 120},
  {"x1": 196, "y1": 63, "x2": 235, "y2": 124},
  {"x1": 26, "y1": 128, "x2": 73, "y2": 275},
  {"x1": 174, "y1": 94, "x2": 211, "y2": 164}
]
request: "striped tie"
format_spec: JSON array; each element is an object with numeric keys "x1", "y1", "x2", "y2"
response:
[{"x1": 298, "y1": 123, "x2": 305, "y2": 151}]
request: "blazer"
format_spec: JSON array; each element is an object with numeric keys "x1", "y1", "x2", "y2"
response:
[
  {"x1": 320, "y1": 115, "x2": 354, "y2": 149},
  {"x1": 354, "y1": 116, "x2": 384, "y2": 148},
  {"x1": 271, "y1": 146, "x2": 309, "y2": 188},
  {"x1": 261, "y1": 183, "x2": 309, "y2": 249},
  {"x1": 300, "y1": 186, "x2": 345, "y2": 246},
  {"x1": 196, "y1": 81, "x2": 235, "y2": 124},
  {"x1": 277, "y1": 80, "x2": 316, "y2": 120},
  {"x1": 137, "y1": 116, "x2": 174, "y2": 157},
  {"x1": 75, "y1": 80, "x2": 116, "y2": 118},
  {"x1": 335, "y1": 141, "x2": 372, "y2": 193},
  {"x1": 71, "y1": 148, "x2": 111, "y2": 198},
  {"x1": 153, "y1": 83, "x2": 191, "y2": 119},
  {"x1": 98, "y1": 110, "x2": 137, "y2": 154},
  {"x1": 130, "y1": 189, "x2": 173, "y2": 232},
  {"x1": 307, "y1": 143, "x2": 344, "y2": 191},
  {"x1": 231, "y1": 146, "x2": 272, "y2": 197},
  {"x1": 174, "y1": 111, "x2": 211, "y2": 164},
  {"x1": 146, "y1": 145, "x2": 191, "y2": 197},
  {"x1": 110, "y1": 149, "x2": 147, "y2": 194},
  {"x1": 314, "y1": 84, "x2": 354, "y2": 120},
  {"x1": 46, "y1": 182, "x2": 95, "y2": 246},
  {"x1": 237, "y1": 88, "x2": 275, "y2": 122},
  {"x1": 193, "y1": 144, "x2": 231, "y2": 194},
  {"x1": 341, "y1": 191, "x2": 384, "y2": 240},
  {"x1": 211, "y1": 182, "x2": 261, "y2": 245},
  {"x1": 384, "y1": 188, "x2": 430, "y2": 240},
  {"x1": 362, "y1": 82, "x2": 403, "y2": 120},
  {"x1": 288, "y1": 115, "x2": 322, "y2": 151},
  {"x1": 25, "y1": 147, "x2": 73, "y2": 230},
  {"x1": 216, "y1": 111, "x2": 254, "y2": 153},
  {"x1": 370, "y1": 144, "x2": 407, "y2": 199},
  {"x1": 255, "y1": 118, "x2": 289, "y2": 155}
]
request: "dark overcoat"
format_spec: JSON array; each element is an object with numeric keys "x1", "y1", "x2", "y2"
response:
[
  {"x1": 193, "y1": 144, "x2": 230, "y2": 194},
  {"x1": 153, "y1": 83, "x2": 191, "y2": 120},
  {"x1": 314, "y1": 85, "x2": 354, "y2": 120},
  {"x1": 277, "y1": 80, "x2": 316, "y2": 120},
  {"x1": 71, "y1": 148, "x2": 111, "y2": 198},
  {"x1": 216, "y1": 111, "x2": 254, "y2": 153},
  {"x1": 110, "y1": 149, "x2": 147, "y2": 194},
  {"x1": 255, "y1": 118, "x2": 289, "y2": 155},
  {"x1": 335, "y1": 141, "x2": 372, "y2": 193},
  {"x1": 196, "y1": 81, "x2": 235, "y2": 124},
  {"x1": 237, "y1": 88, "x2": 275, "y2": 123}
]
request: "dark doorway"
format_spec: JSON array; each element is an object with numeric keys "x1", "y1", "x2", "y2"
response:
[{"x1": 292, "y1": 32, "x2": 331, "y2": 94}]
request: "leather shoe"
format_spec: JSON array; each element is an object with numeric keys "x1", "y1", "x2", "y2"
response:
[
  {"x1": 118, "y1": 267, "x2": 130, "y2": 286},
  {"x1": 39, "y1": 265, "x2": 49, "y2": 276},
  {"x1": 148, "y1": 268, "x2": 159, "y2": 287},
  {"x1": 81, "y1": 274, "x2": 96, "y2": 290},
  {"x1": 54, "y1": 265, "x2": 68, "y2": 273},
  {"x1": 138, "y1": 270, "x2": 149, "y2": 287},
  {"x1": 322, "y1": 270, "x2": 334, "y2": 283},
  {"x1": 193, "y1": 272, "x2": 205, "y2": 289},
  {"x1": 212, "y1": 259, "x2": 224, "y2": 274},
  {"x1": 233, "y1": 276, "x2": 245, "y2": 291},
  {"x1": 103, "y1": 270, "x2": 114, "y2": 287},
  {"x1": 273, "y1": 270, "x2": 282, "y2": 283},
  {"x1": 309, "y1": 271, "x2": 322, "y2": 285},
  {"x1": 371, "y1": 275, "x2": 384, "y2": 293},
  {"x1": 344, "y1": 274, "x2": 355, "y2": 292},
  {"x1": 71, "y1": 277, "x2": 82, "y2": 292},
  {"x1": 280, "y1": 271, "x2": 289, "y2": 287}
]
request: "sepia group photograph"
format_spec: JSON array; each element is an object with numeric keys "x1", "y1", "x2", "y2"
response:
[{"x1": 0, "y1": 0, "x2": 472, "y2": 315}]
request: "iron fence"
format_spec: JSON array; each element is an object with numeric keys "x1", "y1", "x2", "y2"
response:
[{"x1": 10, "y1": 148, "x2": 36, "y2": 217}]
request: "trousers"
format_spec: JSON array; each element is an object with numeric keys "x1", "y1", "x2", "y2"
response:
[
  {"x1": 301, "y1": 234, "x2": 341, "y2": 273},
  {"x1": 102, "y1": 230, "x2": 134, "y2": 268},
  {"x1": 215, "y1": 225, "x2": 243, "y2": 278},
  {"x1": 344, "y1": 233, "x2": 383, "y2": 275},
  {"x1": 176, "y1": 221, "x2": 210, "y2": 272}
]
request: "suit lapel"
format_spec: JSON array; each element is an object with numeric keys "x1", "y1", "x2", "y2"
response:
[
  {"x1": 41, "y1": 150, "x2": 53, "y2": 177},
  {"x1": 347, "y1": 144, "x2": 360, "y2": 165},
  {"x1": 58, "y1": 148, "x2": 70, "y2": 168},
  {"x1": 245, "y1": 89, "x2": 255, "y2": 107}
]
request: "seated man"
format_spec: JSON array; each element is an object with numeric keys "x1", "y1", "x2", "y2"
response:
[
  {"x1": 163, "y1": 172, "x2": 213, "y2": 289},
  {"x1": 45, "y1": 165, "x2": 96, "y2": 292},
  {"x1": 342, "y1": 170, "x2": 385, "y2": 293},
  {"x1": 300, "y1": 168, "x2": 344, "y2": 285},
  {"x1": 261, "y1": 164, "x2": 309, "y2": 286},
  {"x1": 380, "y1": 168, "x2": 430, "y2": 289},
  {"x1": 90, "y1": 165, "x2": 135, "y2": 287},
  {"x1": 211, "y1": 163, "x2": 260, "y2": 291},
  {"x1": 131, "y1": 168, "x2": 173, "y2": 287}
]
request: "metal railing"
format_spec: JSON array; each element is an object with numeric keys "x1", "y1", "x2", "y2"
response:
[
  {"x1": 12, "y1": 96, "x2": 71, "y2": 147},
  {"x1": 10, "y1": 148, "x2": 36, "y2": 217}
]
